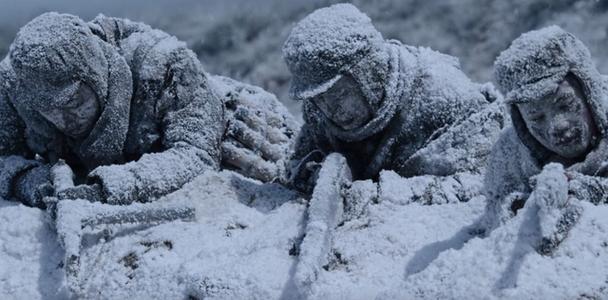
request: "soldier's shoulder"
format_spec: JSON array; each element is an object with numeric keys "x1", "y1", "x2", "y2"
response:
[
  {"x1": 408, "y1": 46, "x2": 477, "y2": 93},
  {"x1": 91, "y1": 15, "x2": 190, "y2": 77}
]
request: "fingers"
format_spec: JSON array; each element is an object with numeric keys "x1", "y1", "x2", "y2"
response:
[
  {"x1": 222, "y1": 140, "x2": 278, "y2": 182},
  {"x1": 228, "y1": 96, "x2": 281, "y2": 128},
  {"x1": 221, "y1": 85, "x2": 298, "y2": 178},
  {"x1": 226, "y1": 119, "x2": 283, "y2": 162},
  {"x1": 234, "y1": 107, "x2": 293, "y2": 144},
  {"x1": 232, "y1": 105, "x2": 265, "y2": 131},
  {"x1": 227, "y1": 95, "x2": 296, "y2": 140}
]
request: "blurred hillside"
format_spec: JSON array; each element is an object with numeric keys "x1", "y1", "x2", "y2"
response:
[{"x1": 0, "y1": 0, "x2": 607, "y2": 117}]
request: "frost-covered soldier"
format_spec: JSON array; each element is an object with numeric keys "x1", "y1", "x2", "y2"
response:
[
  {"x1": 484, "y1": 26, "x2": 608, "y2": 251},
  {"x1": 0, "y1": 13, "x2": 293, "y2": 208},
  {"x1": 282, "y1": 4, "x2": 504, "y2": 198}
]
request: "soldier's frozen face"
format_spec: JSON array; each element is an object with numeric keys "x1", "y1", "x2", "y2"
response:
[
  {"x1": 517, "y1": 75, "x2": 597, "y2": 159},
  {"x1": 38, "y1": 82, "x2": 101, "y2": 139},
  {"x1": 312, "y1": 75, "x2": 372, "y2": 130}
]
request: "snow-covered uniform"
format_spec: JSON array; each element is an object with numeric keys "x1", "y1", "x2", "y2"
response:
[
  {"x1": 283, "y1": 4, "x2": 504, "y2": 198},
  {"x1": 484, "y1": 26, "x2": 608, "y2": 231},
  {"x1": 0, "y1": 13, "x2": 224, "y2": 206}
]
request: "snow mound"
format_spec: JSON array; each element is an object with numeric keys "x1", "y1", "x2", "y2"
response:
[
  {"x1": 383, "y1": 201, "x2": 608, "y2": 299},
  {"x1": 0, "y1": 201, "x2": 65, "y2": 299},
  {"x1": 1, "y1": 170, "x2": 607, "y2": 299}
]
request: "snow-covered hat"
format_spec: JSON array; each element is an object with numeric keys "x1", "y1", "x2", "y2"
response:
[
  {"x1": 494, "y1": 26, "x2": 592, "y2": 105},
  {"x1": 282, "y1": 3, "x2": 384, "y2": 100}
]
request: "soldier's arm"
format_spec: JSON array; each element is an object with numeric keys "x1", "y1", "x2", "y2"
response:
[
  {"x1": 0, "y1": 58, "x2": 52, "y2": 206},
  {"x1": 567, "y1": 171, "x2": 608, "y2": 205},
  {"x1": 412, "y1": 49, "x2": 491, "y2": 143},
  {"x1": 398, "y1": 101, "x2": 505, "y2": 177},
  {"x1": 389, "y1": 101, "x2": 506, "y2": 206},
  {"x1": 89, "y1": 40, "x2": 224, "y2": 205}
]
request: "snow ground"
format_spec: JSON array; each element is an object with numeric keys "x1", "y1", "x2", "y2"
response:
[{"x1": 1, "y1": 170, "x2": 607, "y2": 299}]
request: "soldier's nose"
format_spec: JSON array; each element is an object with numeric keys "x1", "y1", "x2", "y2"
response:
[{"x1": 550, "y1": 117, "x2": 574, "y2": 139}]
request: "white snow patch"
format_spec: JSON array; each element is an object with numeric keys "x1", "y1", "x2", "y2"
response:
[{"x1": 1, "y1": 170, "x2": 607, "y2": 299}]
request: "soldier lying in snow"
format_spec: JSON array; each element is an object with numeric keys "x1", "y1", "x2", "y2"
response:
[
  {"x1": 281, "y1": 4, "x2": 505, "y2": 201},
  {"x1": 484, "y1": 26, "x2": 608, "y2": 252},
  {"x1": 0, "y1": 13, "x2": 296, "y2": 208}
]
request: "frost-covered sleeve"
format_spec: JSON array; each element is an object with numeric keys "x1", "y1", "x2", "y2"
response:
[
  {"x1": 482, "y1": 127, "x2": 539, "y2": 230},
  {"x1": 0, "y1": 98, "x2": 41, "y2": 201},
  {"x1": 385, "y1": 101, "x2": 505, "y2": 205},
  {"x1": 398, "y1": 100, "x2": 505, "y2": 177},
  {"x1": 409, "y1": 48, "x2": 489, "y2": 145},
  {"x1": 89, "y1": 37, "x2": 223, "y2": 205},
  {"x1": 0, "y1": 58, "x2": 49, "y2": 203},
  {"x1": 567, "y1": 172, "x2": 608, "y2": 205}
]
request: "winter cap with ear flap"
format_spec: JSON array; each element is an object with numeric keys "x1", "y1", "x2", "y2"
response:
[
  {"x1": 494, "y1": 25, "x2": 608, "y2": 161},
  {"x1": 9, "y1": 12, "x2": 133, "y2": 168},
  {"x1": 282, "y1": 3, "x2": 385, "y2": 102}
]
